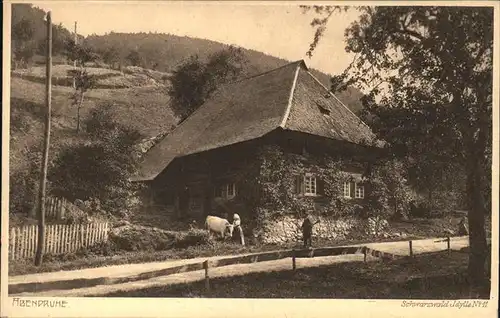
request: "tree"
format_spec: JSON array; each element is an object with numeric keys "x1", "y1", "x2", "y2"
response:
[
  {"x1": 70, "y1": 70, "x2": 97, "y2": 133},
  {"x1": 102, "y1": 46, "x2": 121, "y2": 69},
  {"x1": 38, "y1": 23, "x2": 68, "y2": 56},
  {"x1": 303, "y1": 6, "x2": 492, "y2": 295},
  {"x1": 168, "y1": 46, "x2": 248, "y2": 121},
  {"x1": 65, "y1": 40, "x2": 99, "y2": 67},
  {"x1": 12, "y1": 18, "x2": 36, "y2": 68},
  {"x1": 65, "y1": 40, "x2": 98, "y2": 133},
  {"x1": 126, "y1": 49, "x2": 142, "y2": 67}
]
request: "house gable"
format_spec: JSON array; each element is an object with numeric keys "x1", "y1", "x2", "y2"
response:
[{"x1": 283, "y1": 68, "x2": 377, "y2": 145}]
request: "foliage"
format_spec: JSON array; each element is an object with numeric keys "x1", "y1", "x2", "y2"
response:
[
  {"x1": 64, "y1": 40, "x2": 99, "y2": 133},
  {"x1": 126, "y1": 50, "x2": 142, "y2": 67},
  {"x1": 9, "y1": 144, "x2": 45, "y2": 216},
  {"x1": 48, "y1": 105, "x2": 143, "y2": 216},
  {"x1": 11, "y1": 4, "x2": 78, "y2": 63},
  {"x1": 69, "y1": 68, "x2": 97, "y2": 133},
  {"x1": 84, "y1": 102, "x2": 118, "y2": 137},
  {"x1": 168, "y1": 46, "x2": 248, "y2": 120},
  {"x1": 247, "y1": 145, "x2": 411, "y2": 233},
  {"x1": 365, "y1": 160, "x2": 414, "y2": 220},
  {"x1": 303, "y1": 6, "x2": 492, "y2": 288},
  {"x1": 65, "y1": 40, "x2": 100, "y2": 67},
  {"x1": 109, "y1": 226, "x2": 210, "y2": 252},
  {"x1": 101, "y1": 45, "x2": 121, "y2": 69},
  {"x1": 11, "y1": 18, "x2": 36, "y2": 68}
]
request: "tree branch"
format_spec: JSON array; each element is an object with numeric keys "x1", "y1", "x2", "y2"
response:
[{"x1": 393, "y1": 28, "x2": 425, "y2": 42}]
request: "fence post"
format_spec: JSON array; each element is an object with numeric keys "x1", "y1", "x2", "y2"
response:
[
  {"x1": 56, "y1": 198, "x2": 62, "y2": 220},
  {"x1": 61, "y1": 198, "x2": 66, "y2": 219},
  {"x1": 239, "y1": 226, "x2": 245, "y2": 246},
  {"x1": 292, "y1": 249, "x2": 296, "y2": 271},
  {"x1": 203, "y1": 260, "x2": 210, "y2": 296},
  {"x1": 80, "y1": 224, "x2": 84, "y2": 247},
  {"x1": 447, "y1": 236, "x2": 451, "y2": 256},
  {"x1": 409, "y1": 240, "x2": 413, "y2": 258},
  {"x1": 363, "y1": 247, "x2": 367, "y2": 263},
  {"x1": 11, "y1": 228, "x2": 16, "y2": 261}
]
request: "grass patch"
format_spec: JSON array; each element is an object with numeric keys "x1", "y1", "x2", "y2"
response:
[{"x1": 99, "y1": 250, "x2": 490, "y2": 299}]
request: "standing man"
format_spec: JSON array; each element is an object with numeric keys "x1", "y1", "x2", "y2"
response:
[
  {"x1": 301, "y1": 213, "x2": 319, "y2": 248},
  {"x1": 458, "y1": 216, "x2": 469, "y2": 236}
]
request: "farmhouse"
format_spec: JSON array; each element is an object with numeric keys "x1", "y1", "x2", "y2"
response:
[{"x1": 133, "y1": 60, "x2": 385, "y2": 243}]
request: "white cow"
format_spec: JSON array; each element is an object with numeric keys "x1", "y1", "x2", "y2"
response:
[{"x1": 205, "y1": 215, "x2": 234, "y2": 239}]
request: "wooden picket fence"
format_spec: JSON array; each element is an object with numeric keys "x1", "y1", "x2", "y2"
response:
[
  {"x1": 9, "y1": 222, "x2": 109, "y2": 260},
  {"x1": 45, "y1": 196, "x2": 67, "y2": 220},
  {"x1": 30, "y1": 196, "x2": 82, "y2": 221}
]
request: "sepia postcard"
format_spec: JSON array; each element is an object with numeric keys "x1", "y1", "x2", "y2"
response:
[{"x1": 2, "y1": 1, "x2": 499, "y2": 317}]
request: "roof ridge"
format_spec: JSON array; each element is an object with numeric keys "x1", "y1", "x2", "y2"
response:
[
  {"x1": 305, "y1": 70, "x2": 373, "y2": 131},
  {"x1": 230, "y1": 60, "x2": 306, "y2": 84},
  {"x1": 279, "y1": 63, "x2": 301, "y2": 128}
]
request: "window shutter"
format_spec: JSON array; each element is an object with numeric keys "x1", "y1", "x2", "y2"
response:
[
  {"x1": 294, "y1": 175, "x2": 304, "y2": 194},
  {"x1": 350, "y1": 182, "x2": 355, "y2": 198},
  {"x1": 317, "y1": 178, "x2": 325, "y2": 196}
]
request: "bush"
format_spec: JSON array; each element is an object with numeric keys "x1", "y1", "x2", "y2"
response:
[
  {"x1": 109, "y1": 226, "x2": 210, "y2": 252},
  {"x1": 49, "y1": 104, "x2": 143, "y2": 216},
  {"x1": 9, "y1": 144, "x2": 45, "y2": 216},
  {"x1": 84, "y1": 103, "x2": 117, "y2": 137}
]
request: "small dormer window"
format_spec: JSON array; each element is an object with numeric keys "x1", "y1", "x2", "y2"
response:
[{"x1": 316, "y1": 101, "x2": 331, "y2": 117}]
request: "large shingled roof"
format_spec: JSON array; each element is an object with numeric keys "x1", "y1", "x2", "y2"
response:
[{"x1": 133, "y1": 60, "x2": 377, "y2": 181}]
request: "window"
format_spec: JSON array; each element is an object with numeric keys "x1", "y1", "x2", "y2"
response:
[
  {"x1": 304, "y1": 174, "x2": 317, "y2": 196},
  {"x1": 226, "y1": 183, "x2": 236, "y2": 198},
  {"x1": 355, "y1": 183, "x2": 365, "y2": 199},
  {"x1": 343, "y1": 182, "x2": 351, "y2": 198},
  {"x1": 295, "y1": 174, "x2": 320, "y2": 196},
  {"x1": 215, "y1": 182, "x2": 236, "y2": 199},
  {"x1": 343, "y1": 179, "x2": 365, "y2": 199}
]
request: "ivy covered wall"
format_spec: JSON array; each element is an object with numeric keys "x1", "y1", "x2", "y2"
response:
[{"x1": 236, "y1": 143, "x2": 414, "y2": 243}]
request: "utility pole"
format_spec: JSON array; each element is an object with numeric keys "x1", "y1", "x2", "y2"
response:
[
  {"x1": 73, "y1": 21, "x2": 77, "y2": 88},
  {"x1": 34, "y1": 11, "x2": 52, "y2": 266}
]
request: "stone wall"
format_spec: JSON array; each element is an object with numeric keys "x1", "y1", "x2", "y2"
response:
[
  {"x1": 259, "y1": 215, "x2": 362, "y2": 244},
  {"x1": 258, "y1": 215, "x2": 392, "y2": 244}
]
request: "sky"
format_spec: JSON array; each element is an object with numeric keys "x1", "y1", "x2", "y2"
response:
[{"x1": 29, "y1": 1, "x2": 361, "y2": 76}]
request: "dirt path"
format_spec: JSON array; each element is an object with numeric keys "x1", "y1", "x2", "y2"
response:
[
  {"x1": 16, "y1": 254, "x2": 368, "y2": 297},
  {"x1": 9, "y1": 236, "x2": 470, "y2": 297}
]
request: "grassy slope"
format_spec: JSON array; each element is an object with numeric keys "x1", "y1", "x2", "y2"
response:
[{"x1": 10, "y1": 76, "x2": 176, "y2": 174}]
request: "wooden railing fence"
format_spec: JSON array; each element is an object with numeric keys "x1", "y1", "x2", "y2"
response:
[{"x1": 9, "y1": 236, "x2": 474, "y2": 295}]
